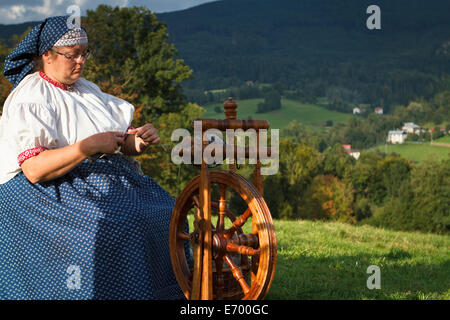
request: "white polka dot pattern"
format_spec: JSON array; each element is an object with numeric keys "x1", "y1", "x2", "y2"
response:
[
  {"x1": 4, "y1": 15, "x2": 72, "y2": 89},
  {"x1": 0, "y1": 154, "x2": 189, "y2": 300}
]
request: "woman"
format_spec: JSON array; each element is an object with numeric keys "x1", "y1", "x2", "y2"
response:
[{"x1": 0, "y1": 15, "x2": 187, "y2": 299}]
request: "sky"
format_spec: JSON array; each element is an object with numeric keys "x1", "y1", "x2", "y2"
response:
[{"x1": 0, "y1": 0, "x2": 220, "y2": 24}]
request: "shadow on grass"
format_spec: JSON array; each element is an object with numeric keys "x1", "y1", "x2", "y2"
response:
[{"x1": 266, "y1": 250, "x2": 450, "y2": 300}]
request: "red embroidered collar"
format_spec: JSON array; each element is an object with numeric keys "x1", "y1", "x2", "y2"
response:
[{"x1": 39, "y1": 71, "x2": 74, "y2": 91}]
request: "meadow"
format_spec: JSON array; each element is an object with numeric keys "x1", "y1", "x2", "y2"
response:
[
  {"x1": 434, "y1": 135, "x2": 450, "y2": 144},
  {"x1": 185, "y1": 215, "x2": 449, "y2": 300},
  {"x1": 372, "y1": 142, "x2": 450, "y2": 162},
  {"x1": 267, "y1": 220, "x2": 449, "y2": 300},
  {"x1": 202, "y1": 98, "x2": 352, "y2": 130}
]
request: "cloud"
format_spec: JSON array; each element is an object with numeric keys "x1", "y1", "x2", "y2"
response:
[{"x1": 0, "y1": 0, "x2": 219, "y2": 24}]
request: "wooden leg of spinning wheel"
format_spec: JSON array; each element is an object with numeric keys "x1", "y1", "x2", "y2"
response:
[
  {"x1": 200, "y1": 163, "x2": 213, "y2": 300},
  {"x1": 191, "y1": 207, "x2": 203, "y2": 300}
]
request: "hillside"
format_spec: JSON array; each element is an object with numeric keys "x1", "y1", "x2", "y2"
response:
[
  {"x1": 372, "y1": 142, "x2": 450, "y2": 162},
  {"x1": 157, "y1": 0, "x2": 450, "y2": 110},
  {"x1": 269, "y1": 219, "x2": 449, "y2": 299},
  {"x1": 202, "y1": 98, "x2": 351, "y2": 130},
  {"x1": 1, "y1": 0, "x2": 449, "y2": 112},
  {"x1": 186, "y1": 215, "x2": 450, "y2": 299}
]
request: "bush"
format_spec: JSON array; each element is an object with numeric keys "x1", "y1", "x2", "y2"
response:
[
  {"x1": 214, "y1": 105, "x2": 222, "y2": 113},
  {"x1": 354, "y1": 197, "x2": 373, "y2": 221},
  {"x1": 256, "y1": 89, "x2": 281, "y2": 113},
  {"x1": 366, "y1": 159, "x2": 450, "y2": 234},
  {"x1": 299, "y1": 174, "x2": 355, "y2": 224}
]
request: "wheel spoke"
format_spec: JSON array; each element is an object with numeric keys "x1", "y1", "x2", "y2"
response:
[
  {"x1": 224, "y1": 255, "x2": 250, "y2": 295},
  {"x1": 191, "y1": 234, "x2": 203, "y2": 300},
  {"x1": 226, "y1": 241, "x2": 259, "y2": 256},
  {"x1": 230, "y1": 233, "x2": 259, "y2": 248},
  {"x1": 191, "y1": 206, "x2": 203, "y2": 300},
  {"x1": 216, "y1": 183, "x2": 227, "y2": 232},
  {"x1": 211, "y1": 202, "x2": 241, "y2": 231},
  {"x1": 223, "y1": 208, "x2": 252, "y2": 239},
  {"x1": 192, "y1": 194, "x2": 200, "y2": 209}
]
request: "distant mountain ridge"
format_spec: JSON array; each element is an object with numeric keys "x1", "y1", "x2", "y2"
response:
[
  {"x1": 157, "y1": 0, "x2": 450, "y2": 108},
  {"x1": 1, "y1": 0, "x2": 449, "y2": 108}
]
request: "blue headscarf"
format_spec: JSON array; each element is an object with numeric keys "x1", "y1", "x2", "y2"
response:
[{"x1": 3, "y1": 15, "x2": 73, "y2": 89}]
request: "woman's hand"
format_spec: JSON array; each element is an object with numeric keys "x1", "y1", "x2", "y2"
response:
[
  {"x1": 80, "y1": 131, "x2": 126, "y2": 157},
  {"x1": 126, "y1": 124, "x2": 161, "y2": 154}
]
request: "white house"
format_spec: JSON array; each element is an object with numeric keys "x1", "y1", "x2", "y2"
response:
[
  {"x1": 387, "y1": 130, "x2": 407, "y2": 144},
  {"x1": 342, "y1": 144, "x2": 360, "y2": 160},
  {"x1": 349, "y1": 150, "x2": 360, "y2": 160},
  {"x1": 374, "y1": 107, "x2": 383, "y2": 115},
  {"x1": 402, "y1": 122, "x2": 421, "y2": 134}
]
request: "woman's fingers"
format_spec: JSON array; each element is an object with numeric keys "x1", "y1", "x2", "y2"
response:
[
  {"x1": 132, "y1": 124, "x2": 160, "y2": 144},
  {"x1": 151, "y1": 136, "x2": 161, "y2": 145}
]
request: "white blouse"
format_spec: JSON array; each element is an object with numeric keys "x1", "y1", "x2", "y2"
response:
[{"x1": 0, "y1": 71, "x2": 135, "y2": 184}]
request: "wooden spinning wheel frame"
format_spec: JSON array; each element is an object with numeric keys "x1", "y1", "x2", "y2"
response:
[{"x1": 169, "y1": 98, "x2": 277, "y2": 300}]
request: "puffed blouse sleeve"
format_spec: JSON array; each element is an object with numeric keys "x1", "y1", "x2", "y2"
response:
[
  {"x1": 80, "y1": 79, "x2": 135, "y2": 130},
  {"x1": 5, "y1": 103, "x2": 59, "y2": 166}
]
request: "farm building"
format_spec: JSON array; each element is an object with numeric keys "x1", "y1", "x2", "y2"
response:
[
  {"x1": 402, "y1": 122, "x2": 421, "y2": 134},
  {"x1": 342, "y1": 144, "x2": 360, "y2": 159},
  {"x1": 387, "y1": 130, "x2": 407, "y2": 144},
  {"x1": 374, "y1": 107, "x2": 383, "y2": 115}
]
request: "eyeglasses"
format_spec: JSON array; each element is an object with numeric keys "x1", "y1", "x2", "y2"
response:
[{"x1": 52, "y1": 49, "x2": 91, "y2": 62}]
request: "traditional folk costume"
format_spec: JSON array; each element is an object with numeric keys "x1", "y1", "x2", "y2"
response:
[{"x1": 0, "y1": 15, "x2": 187, "y2": 299}]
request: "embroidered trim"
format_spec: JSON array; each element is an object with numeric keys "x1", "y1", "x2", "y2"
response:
[
  {"x1": 39, "y1": 71, "x2": 74, "y2": 91},
  {"x1": 124, "y1": 125, "x2": 135, "y2": 140},
  {"x1": 18, "y1": 147, "x2": 48, "y2": 166}
]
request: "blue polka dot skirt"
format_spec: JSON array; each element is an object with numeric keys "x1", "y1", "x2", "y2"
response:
[{"x1": 0, "y1": 154, "x2": 187, "y2": 300}]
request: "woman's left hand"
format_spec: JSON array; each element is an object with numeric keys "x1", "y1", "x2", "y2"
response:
[{"x1": 127, "y1": 123, "x2": 161, "y2": 154}]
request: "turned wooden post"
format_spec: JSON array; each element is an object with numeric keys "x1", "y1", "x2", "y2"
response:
[
  {"x1": 224, "y1": 97, "x2": 237, "y2": 172},
  {"x1": 200, "y1": 131, "x2": 213, "y2": 300}
]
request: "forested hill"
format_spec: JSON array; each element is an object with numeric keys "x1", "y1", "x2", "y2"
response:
[
  {"x1": 1, "y1": 0, "x2": 449, "y2": 110},
  {"x1": 157, "y1": 0, "x2": 450, "y2": 110}
]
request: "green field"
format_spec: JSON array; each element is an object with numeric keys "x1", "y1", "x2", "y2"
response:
[
  {"x1": 435, "y1": 135, "x2": 450, "y2": 144},
  {"x1": 267, "y1": 220, "x2": 449, "y2": 300},
  {"x1": 202, "y1": 98, "x2": 352, "y2": 130},
  {"x1": 185, "y1": 216, "x2": 449, "y2": 299},
  {"x1": 372, "y1": 142, "x2": 450, "y2": 162}
]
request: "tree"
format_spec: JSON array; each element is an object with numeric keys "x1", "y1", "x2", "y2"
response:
[
  {"x1": 0, "y1": 38, "x2": 13, "y2": 110},
  {"x1": 370, "y1": 156, "x2": 411, "y2": 204},
  {"x1": 322, "y1": 143, "x2": 355, "y2": 179},
  {"x1": 368, "y1": 158, "x2": 450, "y2": 234},
  {"x1": 136, "y1": 103, "x2": 205, "y2": 197},
  {"x1": 263, "y1": 139, "x2": 322, "y2": 219},
  {"x1": 256, "y1": 89, "x2": 281, "y2": 113},
  {"x1": 82, "y1": 5, "x2": 193, "y2": 118},
  {"x1": 300, "y1": 174, "x2": 355, "y2": 223}
]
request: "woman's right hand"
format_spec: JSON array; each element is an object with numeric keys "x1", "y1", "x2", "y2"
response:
[{"x1": 80, "y1": 131, "x2": 126, "y2": 157}]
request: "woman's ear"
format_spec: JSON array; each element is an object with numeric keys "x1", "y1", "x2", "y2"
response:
[{"x1": 41, "y1": 50, "x2": 53, "y2": 64}]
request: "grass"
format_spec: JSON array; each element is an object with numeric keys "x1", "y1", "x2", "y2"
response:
[
  {"x1": 266, "y1": 220, "x2": 450, "y2": 300},
  {"x1": 434, "y1": 135, "x2": 450, "y2": 144},
  {"x1": 202, "y1": 98, "x2": 352, "y2": 130},
  {"x1": 185, "y1": 215, "x2": 449, "y2": 300},
  {"x1": 372, "y1": 142, "x2": 450, "y2": 162}
]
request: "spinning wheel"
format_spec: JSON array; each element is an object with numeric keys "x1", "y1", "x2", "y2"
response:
[{"x1": 169, "y1": 98, "x2": 277, "y2": 300}]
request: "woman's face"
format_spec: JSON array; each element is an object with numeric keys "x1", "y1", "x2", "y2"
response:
[{"x1": 42, "y1": 44, "x2": 88, "y2": 85}]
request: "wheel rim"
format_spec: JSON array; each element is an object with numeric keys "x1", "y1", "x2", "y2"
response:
[{"x1": 169, "y1": 170, "x2": 277, "y2": 300}]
